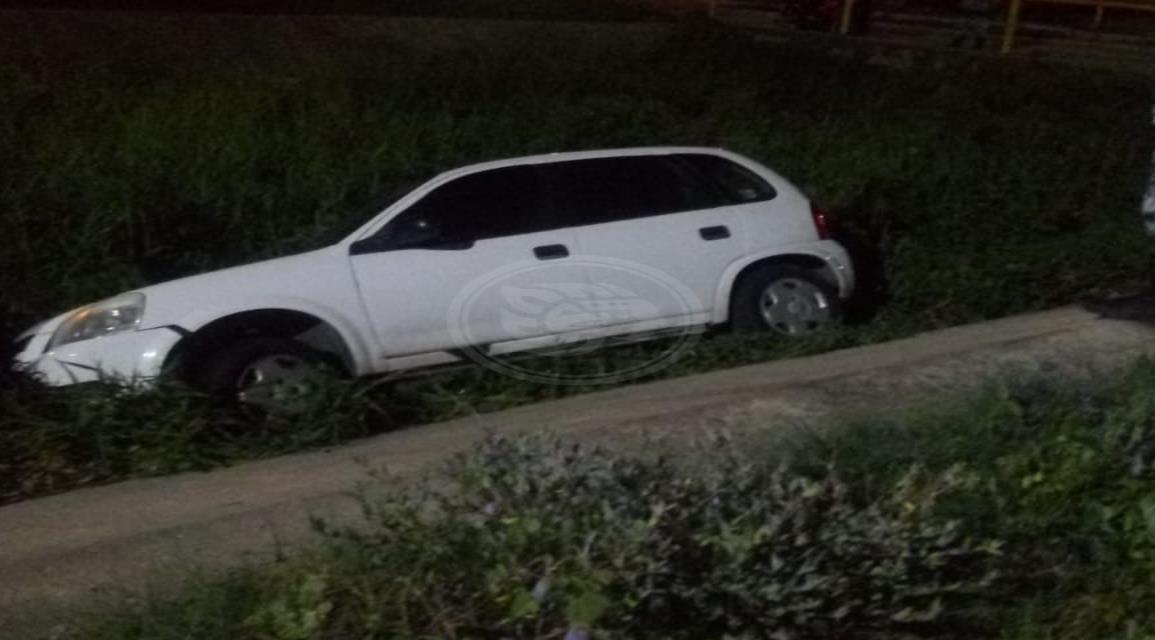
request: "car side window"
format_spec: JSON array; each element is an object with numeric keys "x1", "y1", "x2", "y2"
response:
[
  {"x1": 378, "y1": 166, "x2": 545, "y2": 248},
  {"x1": 674, "y1": 153, "x2": 776, "y2": 204},
  {"x1": 541, "y1": 155, "x2": 726, "y2": 227}
]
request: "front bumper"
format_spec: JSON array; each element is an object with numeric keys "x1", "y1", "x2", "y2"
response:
[{"x1": 12, "y1": 326, "x2": 184, "y2": 387}]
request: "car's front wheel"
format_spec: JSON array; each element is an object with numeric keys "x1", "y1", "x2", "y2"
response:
[
  {"x1": 192, "y1": 336, "x2": 337, "y2": 416},
  {"x1": 731, "y1": 264, "x2": 841, "y2": 335}
]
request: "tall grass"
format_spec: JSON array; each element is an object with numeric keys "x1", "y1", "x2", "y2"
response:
[{"x1": 0, "y1": 20, "x2": 1151, "y2": 500}]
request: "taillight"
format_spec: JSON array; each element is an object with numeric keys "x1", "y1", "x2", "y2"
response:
[{"x1": 811, "y1": 203, "x2": 834, "y2": 239}]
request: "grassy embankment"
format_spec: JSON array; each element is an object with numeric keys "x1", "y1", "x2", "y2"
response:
[{"x1": 0, "y1": 13, "x2": 1151, "y2": 502}]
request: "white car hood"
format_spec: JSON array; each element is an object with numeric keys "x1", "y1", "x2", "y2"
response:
[{"x1": 133, "y1": 246, "x2": 362, "y2": 332}]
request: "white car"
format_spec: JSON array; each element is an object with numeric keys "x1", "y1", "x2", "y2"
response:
[{"x1": 13, "y1": 147, "x2": 855, "y2": 408}]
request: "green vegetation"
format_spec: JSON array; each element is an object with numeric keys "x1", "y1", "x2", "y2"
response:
[
  {"x1": 789, "y1": 362, "x2": 1155, "y2": 638},
  {"x1": 77, "y1": 362, "x2": 1155, "y2": 639},
  {"x1": 1, "y1": 17, "x2": 1152, "y2": 502}
]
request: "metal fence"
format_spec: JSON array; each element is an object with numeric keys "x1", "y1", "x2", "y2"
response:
[
  {"x1": 703, "y1": 0, "x2": 1155, "y2": 51},
  {"x1": 1001, "y1": 0, "x2": 1155, "y2": 51}
]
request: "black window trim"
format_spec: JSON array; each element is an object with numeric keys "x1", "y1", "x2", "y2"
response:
[
  {"x1": 349, "y1": 151, "x2": 781, "y2": 255},
  {"x1": 351, "y1": 164, "x2": 553, "y2": 253},
  {"x1": 671, "y1": 152, "x2": 778, "y2": 206},
  {"x1": 534, "y1": 152, "x2": 778, "y2": 231}
]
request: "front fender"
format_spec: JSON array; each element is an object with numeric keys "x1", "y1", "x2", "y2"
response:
[{"x1": 155, "y1": 297, "x2": 377, "y2": 377}]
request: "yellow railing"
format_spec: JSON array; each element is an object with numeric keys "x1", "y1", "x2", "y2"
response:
[{"x1": 838, "y1": 0, "x2": 859, "y2": 33}]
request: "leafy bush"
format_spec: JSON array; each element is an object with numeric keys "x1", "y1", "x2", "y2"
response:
[
  {"x1": 86, "y1": 436, "x2": 1001, "y2": 640},
  {"x1": 797, "y1": 362, "x2": 1155, "y2": 638},
  {"x1": 986, "y1": 370, "x2": 1155, "y2": 638}
]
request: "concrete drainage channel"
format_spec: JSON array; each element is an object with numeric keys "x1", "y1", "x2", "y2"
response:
[{"x1": 3, "y1": 306, "x2": 1155, "y2": 638}]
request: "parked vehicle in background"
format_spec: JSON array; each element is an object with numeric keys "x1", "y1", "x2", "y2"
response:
[
  {"x1": 1143, "y1": 103, "x2": 1155, "y2": 236},
  {"x1": 12, "y1": 147, "x2": 855, "y2": 411}
]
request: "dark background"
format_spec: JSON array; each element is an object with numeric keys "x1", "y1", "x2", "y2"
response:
[{"x1": 0, "y1": 0, "x2": 646, "y2": 15}]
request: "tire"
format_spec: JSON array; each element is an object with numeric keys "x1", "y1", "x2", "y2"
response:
[
  {"x1": 191, "y1": 336, "x2": 336, "y2": 415},
  {"x1": 730, "y1": 264, "x2": 842, "y2": 336}
]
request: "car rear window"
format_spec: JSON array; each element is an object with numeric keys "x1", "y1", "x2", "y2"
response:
[{"x1": 674, "y1": 153, "x2": 776, "y2": 204}]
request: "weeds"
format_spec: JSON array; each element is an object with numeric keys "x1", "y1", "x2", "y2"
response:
[{"x1": 0, "y1": 377, "x2": 380, "y2": 502}]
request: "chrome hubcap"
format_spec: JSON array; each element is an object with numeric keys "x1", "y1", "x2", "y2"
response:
[
  {"x1": 235, "y1": 354, "x2": 324, "y2": 413},
  {"x1": 759, "y1": 278, "x2": 831, "y2": 335}
]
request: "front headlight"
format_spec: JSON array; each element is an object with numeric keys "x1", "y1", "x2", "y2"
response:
[{"x1": 47, "y1": 293, "x2": 146, "y2": 350}]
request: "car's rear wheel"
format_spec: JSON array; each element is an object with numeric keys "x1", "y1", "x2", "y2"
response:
[
  {"x1": 192, "y1": 336, "x2": 337, "y2": 416},
  {"x1": 731, "y1": 264, "x2": 841, "y2": 335}
]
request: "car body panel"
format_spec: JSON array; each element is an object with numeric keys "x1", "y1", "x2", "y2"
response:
[
  {"x1": 130, "y1": 247, "x2": 379, "y2": 375},
  {"x1": 566, "y1": 206, "x2": 744, "y2": 322},
  {"x1": 14, "y1": 326, "x2": 184, "y2": 386},
  {"x1": 351, "y1": 229, "x2": 588, "y2": 358}
]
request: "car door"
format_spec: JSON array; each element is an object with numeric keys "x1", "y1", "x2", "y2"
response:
[
  {"x1": 538, "y1": 154, "x2": 750, "y2": 332},
  {"x1": 673, "y1": 152, "x2": 785, "y2": 252},
  {"x1": 348, "y1": 165, "x2": 584, "y2": 361}
]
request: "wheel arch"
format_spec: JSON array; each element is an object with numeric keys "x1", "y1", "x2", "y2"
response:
[
  {"x1": 163, "y1": 308, "x2": 365, "y2": 379},
  {"x1": 713, "y1": 252, "x2": 841, "y2": 325}
]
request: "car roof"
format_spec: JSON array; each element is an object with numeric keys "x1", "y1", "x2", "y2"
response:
[{"x1": 438, "y1": 146, "x2": 738, "y2": 181}]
